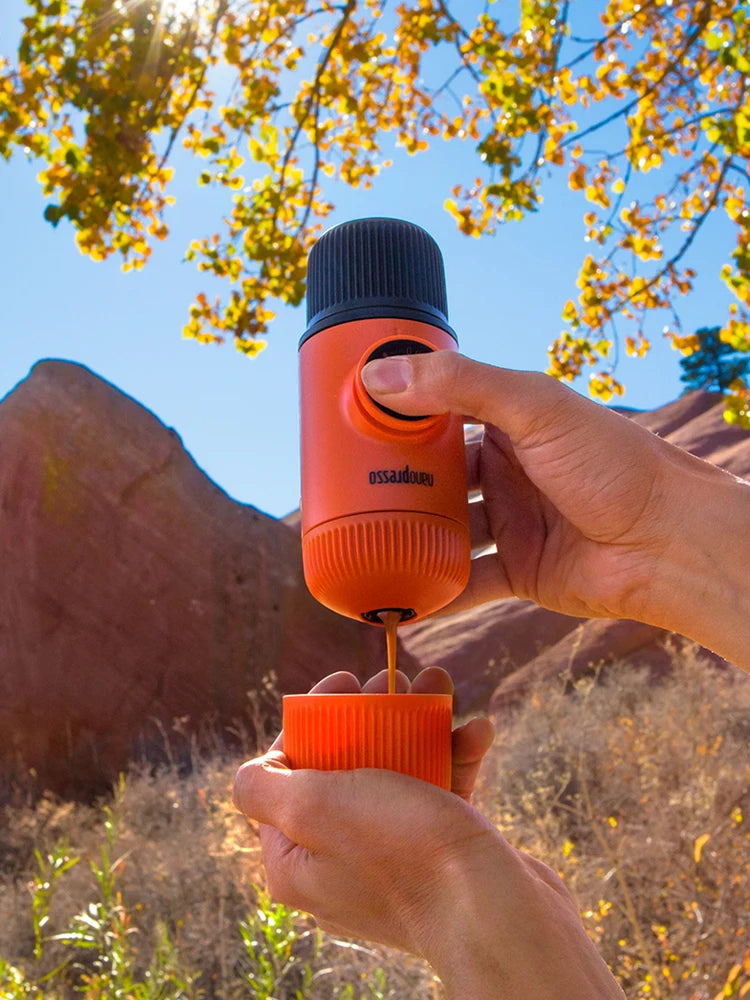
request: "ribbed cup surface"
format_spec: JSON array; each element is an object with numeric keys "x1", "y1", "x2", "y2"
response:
[{"x1": 283, "y1": 693, "x2": 453, "y2": 789}]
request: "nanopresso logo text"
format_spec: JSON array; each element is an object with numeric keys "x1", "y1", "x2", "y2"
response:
[{"x1": 368, "y1": 464, "x2": 434, "y2": 487}]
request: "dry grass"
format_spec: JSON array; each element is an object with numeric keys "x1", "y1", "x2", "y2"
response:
[
  {"x1": 476, "y1": 646, "x2": 750, "y2": 1000},
  {"x1": 0, "y1": 741, "x2": 438, "y2": 998},
  {"x1": 1, "y1": 645, "x2": 749, "y2": 998}
]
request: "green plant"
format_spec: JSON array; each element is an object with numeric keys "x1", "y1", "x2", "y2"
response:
[
  {"x1": 0, "y1": 762, "x2": 425, "y2": 998},
  {"x1": 237, "y1": 889, "x2": 319, "y2": 999},
  {"x1": 0, "y1": 957, "x2": 43, "y2": 999},
  {"x1": 679, "y1": 326, "x2": 750, "y2": 393},
  {"x1": 52, "y1": 805, "x2": 200, "y2": 999},
  {"x1": 31, "y1": 842, "x2": 79, "y2": 960},
  {"x1": 335, "y1": 967, "x2": 388, "y2": 1000}
]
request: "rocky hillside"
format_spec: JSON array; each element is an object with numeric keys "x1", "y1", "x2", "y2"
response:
[
  {"x1": 0, "y1": 361, "x2": 418, "y2": 798},
  {"x1": 1, "y1": 361, "x2": 748, "y2": 797}
]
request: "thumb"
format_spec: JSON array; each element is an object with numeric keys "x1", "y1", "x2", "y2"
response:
[
  {"x1": 360, "y1": 350, "x2": 567, "y2": 442},
  {"x1": 233, "y1": 751, "x2": 333, "y2": 850}
]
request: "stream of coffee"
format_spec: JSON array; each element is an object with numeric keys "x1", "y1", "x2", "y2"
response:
[{"x1": 378, "y1": 611, "x2": 401, "y2": 695}]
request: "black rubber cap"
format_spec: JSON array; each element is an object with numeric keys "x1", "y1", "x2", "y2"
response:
[{"x1": 300, "y1": 217, "x2": 456, "y2": 345}]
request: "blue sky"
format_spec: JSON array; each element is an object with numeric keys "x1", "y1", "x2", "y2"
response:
[{"x1": 0, "y1": 2, "x2": 736, "y2": 517}]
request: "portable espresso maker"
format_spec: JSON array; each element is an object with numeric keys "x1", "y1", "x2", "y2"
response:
[
  {"x1": 298, "y1": 216, "x2": 471, "y2": 624},
  {"x1": 285, "y1": 217, "x2": 472, "y2": 788}
]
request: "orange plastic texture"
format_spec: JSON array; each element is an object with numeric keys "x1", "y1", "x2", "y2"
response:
[
  {"x1": 299, "y1": 317, "x2": 470, "y2": 622},
  {"x1": 283, "y1": 693, "x2": 453, "y2": 789}
]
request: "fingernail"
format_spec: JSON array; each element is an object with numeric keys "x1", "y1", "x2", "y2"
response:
[{"x1": 361, "y1": 357, "x2": 412, "y2": 395}]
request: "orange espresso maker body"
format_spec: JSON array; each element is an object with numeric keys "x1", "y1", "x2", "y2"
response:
[{"x1": 299, "y1": 217, "x2": 471, "y2": 624}]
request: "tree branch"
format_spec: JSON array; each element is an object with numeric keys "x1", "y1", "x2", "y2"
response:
[{"x1": 270, "y1": 0, "x2": 356, "y2": 241}]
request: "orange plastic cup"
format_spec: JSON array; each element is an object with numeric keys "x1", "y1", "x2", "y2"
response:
[{"x1": 283, "y1": 693, "x2": 453, "y2": 790}]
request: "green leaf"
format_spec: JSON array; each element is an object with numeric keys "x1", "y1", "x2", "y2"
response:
[{"x1": 43, "y1": 204, "x2": 63, "y2": 226}]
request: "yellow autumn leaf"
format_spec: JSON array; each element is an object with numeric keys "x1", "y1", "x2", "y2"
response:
[
  {"x1": 694, "y1": 832, "x2": 711, "y2": 864},
  {"x1": 569, "y1": 163, "x2": 587, "y2": 191},
  {"x1": 4, "y1": 0, "x2": 750, "y2": 365}
]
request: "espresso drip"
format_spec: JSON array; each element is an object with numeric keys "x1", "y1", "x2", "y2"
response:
[{"x1": 378, "y1": 610, "x2": 401, "y2": 695}]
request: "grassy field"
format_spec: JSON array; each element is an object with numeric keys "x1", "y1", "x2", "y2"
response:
[{"x1": 1, "y1": 647, "x2": 749, "y2": 999}]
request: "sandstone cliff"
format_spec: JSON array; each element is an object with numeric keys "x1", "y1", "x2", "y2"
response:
[
  {"x1": 2, "y1": 363, "x2": 748, "y2": 797},
  {"x1": 0, "y1": 360, "x2": 417, "y2": 797}
]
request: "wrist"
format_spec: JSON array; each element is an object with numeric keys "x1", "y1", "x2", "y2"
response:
[
  {"x1": 638, "y1": 448, "x2": 750, "y2": 667},
  {"x1": 417, "y1": 833, "x2": 510, "y2": 998},
  {"x1": 419, "y1": 831, "x2": 624, "y2": 1000}
]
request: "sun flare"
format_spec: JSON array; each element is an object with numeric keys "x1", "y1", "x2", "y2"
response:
[
  {"x1": 159, "y1": 0, "x2": 207, "y2": 22},
  {"x1": 111, "y1": 0, "x2": 210, "y2": 26}
]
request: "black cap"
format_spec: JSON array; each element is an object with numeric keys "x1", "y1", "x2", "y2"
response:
[{"x1": 300, "y1": 217, "x2": 456, "y2": 346}]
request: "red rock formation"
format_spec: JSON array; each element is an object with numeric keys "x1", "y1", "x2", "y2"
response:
[
  {"x1": 488, "y1": 623, "x2": 724, "y2": 712},
  {"x1": 2, "y1": 365, "x2": 748, "y2": 796},
  {"x1": 0, "y1": 360, "x2": 417, "y2": 798},
  {"x1": 615, "y1": 387, "x2": 723, "y2": 438},
  {"x1": 399, "y1": 599, "x2": 586, "y2": 712}
]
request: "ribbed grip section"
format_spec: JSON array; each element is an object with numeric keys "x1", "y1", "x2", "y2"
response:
[
  {"x1": 301, "y1": 511, "x2": 471, "y2": 622},
  {"x1": 283, "y1": 693, "x2": 453, "y2": 789},
  {"x1": 302, "y1": 218, "x2": 454, "y2": 341}
]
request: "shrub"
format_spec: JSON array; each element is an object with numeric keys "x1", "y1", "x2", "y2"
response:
[
  {"x1": 1, "y1": 645, "x2": 748, "y2": 998},
  {"x1": 476, "y1": 647, "x2": 750, "y2": 1000}
]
